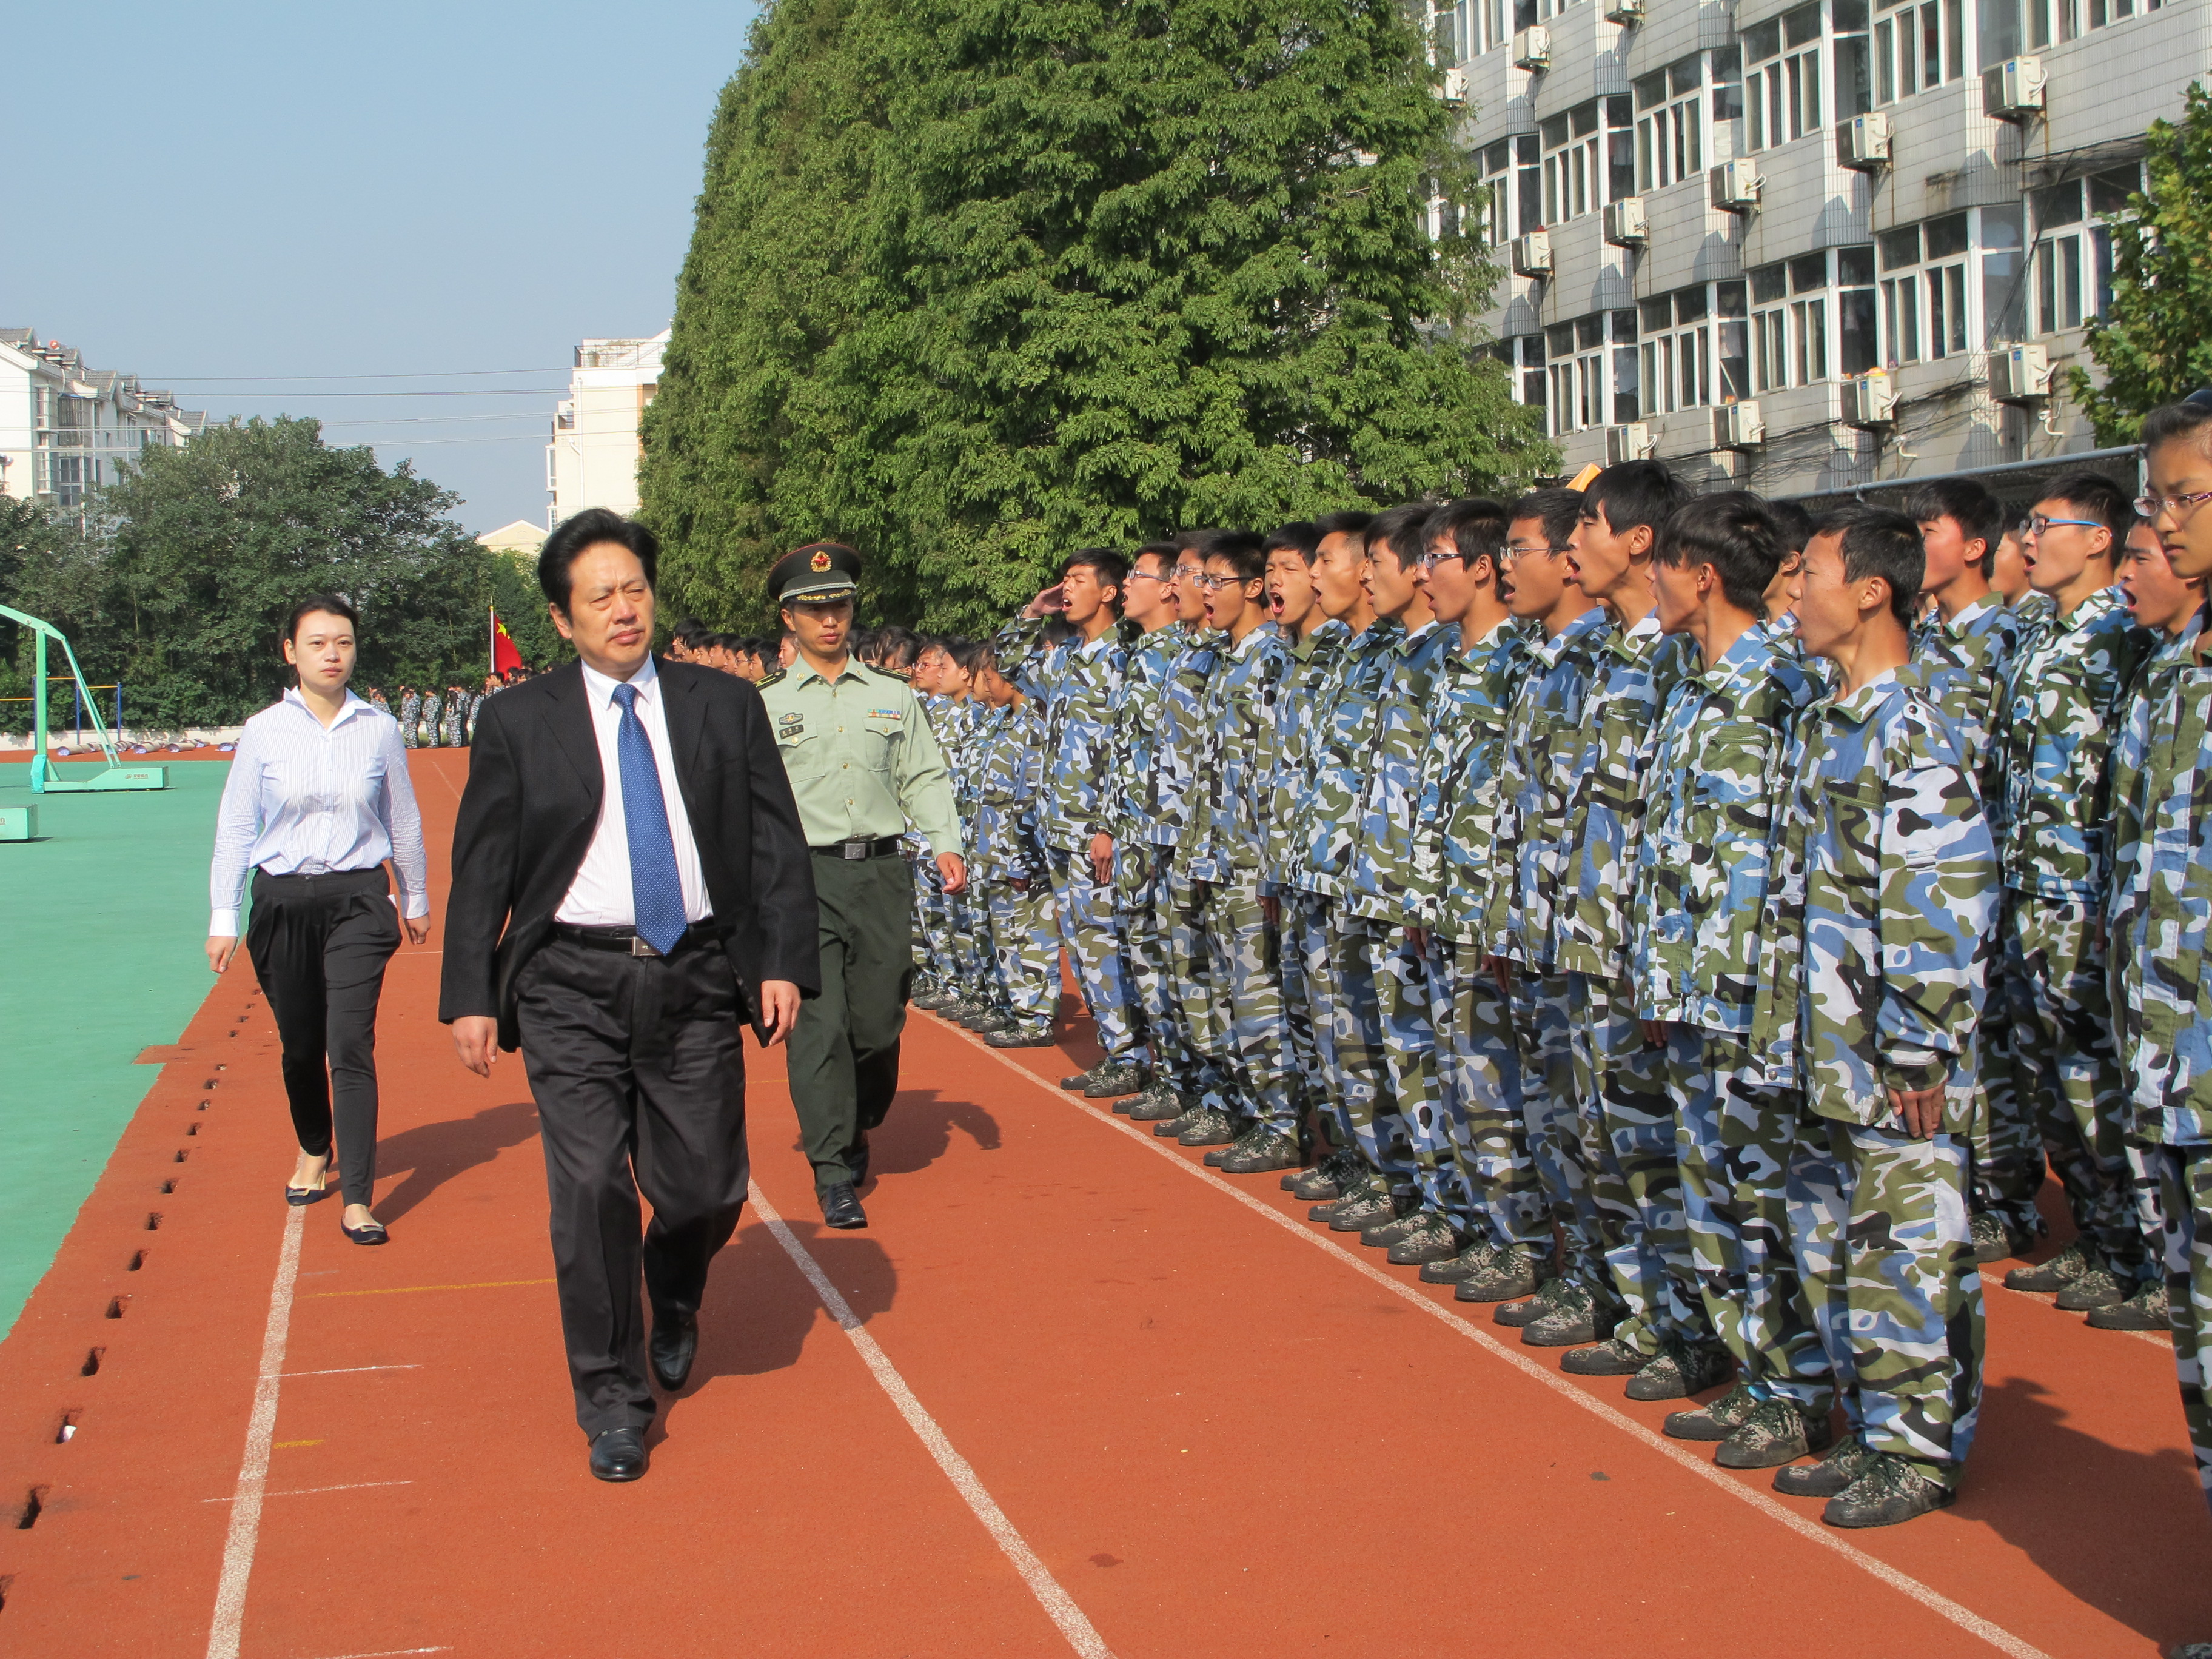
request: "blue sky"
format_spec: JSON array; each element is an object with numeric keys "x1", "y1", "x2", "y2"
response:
[{"x1": 1, "y1": 1, "x2": 759, "y2": 532}]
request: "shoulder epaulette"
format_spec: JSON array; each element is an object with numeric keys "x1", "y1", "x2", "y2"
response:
[
  {"x1": 757, "y1": 668, "x2": 790, "y2": 689},
  {"x1": 863, "y1": 661, "x2": 913, "y2": 683}
]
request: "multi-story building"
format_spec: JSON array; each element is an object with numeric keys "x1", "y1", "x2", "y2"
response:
[
  {"x1": 0, "y1": 331, "x2": 205, "y2": 508},
  {"x1": 1435, "y1": 0, "x2": 2209, "y2": 497},
  {"x1": 545, "y1": 328, "x2": 668, "y2": 527}
]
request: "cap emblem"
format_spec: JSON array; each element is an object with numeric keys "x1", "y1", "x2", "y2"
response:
[{"x1": 811, "y1": 550, "x2": 833, "y2": 572}]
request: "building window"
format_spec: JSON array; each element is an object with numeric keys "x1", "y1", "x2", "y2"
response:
[
  {"x1": 1493, "y1": 335, "x2": 1550, "y2": 409},
  {"x1": 1982, "y1": 203, "x2": 2025, "y2": 344},
  {"x1": 2008, "y1": 0, "x2": 2167, "y2": 49},
  {"x1": 1874, "y1": 0, "x2": 1967, "y2": 106},
  {"x1": 1545, "y1": 310, "x2": 1638, "y2": 435},
  {"x1": 2031, "y1": 165, "x2": 2142, "y2": 333},
  {"x1": 1541, "y1": 98, "x2": 1634, "y2": 224},
  {"x1": 1838, "y1": 244, "x2": 1879, "y2": 373},
  {"x1": 1639, "y1": 289, "x2": 1711, "y2": 415},
  {"x1": 1744, "y1": 4, "x2": 1825, "y2": 150},
  {"x1": 1877, "y1": 212, "x2": 1977, "y2": 364},
  {"x1": 1480, "y1": 137, "x2": 1544, "y2": 244},
  {"x1": 1635, "y1": 56, "x2": 1706, "y2": 192}
]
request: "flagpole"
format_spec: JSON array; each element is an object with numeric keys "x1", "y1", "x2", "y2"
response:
[{"x1": 489, "y1": 604, "x2": 495, "y2": 679}]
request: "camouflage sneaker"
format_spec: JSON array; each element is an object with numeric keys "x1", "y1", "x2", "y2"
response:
[
  {"x1": 1304, "y1": 1170, "x2": 1379, "y2": 1221},
  {"x1": 1969, "y1": 1212, "x2": 2013, "y2": 1264},
  {"x1": 2053, "y1": 1265, "x2": 2129, "y2": 1310},
  {"x1": 1492, "y1": 1276, "x2": 1564, "y2": 1327},
  {"x1": 1125, "y1": 1088, "x2": 1188, "y2": 1122},
  {"x1": 986, "y1": 1025, "x2": 1054, "y2": 1048},
  {"x1": 1422, "y1": 1241, "x2": 1500, "y2": 1285},
  {"x1": 1822, "y1": 1452, "x2": 1954, "y2": 1529},
  {"x1": 1176, "y1": 1107, "x2": 1238, "y2": 1147},
  {"x1": 1663, "y1": 1380, "x2": 1759, "y2": 1442},
  {"x1": 1521, "y1": 1279, "x2": 1607, "y2": 1347},
  {"x1": 2169, "y1": 1644, "x2": 2212, "y2": 1658},
  {"x1": 1084, "y1": 1064, "x2": 1146, "y2": 1099},
  {"x1": 1059, "y1": 1066, "x2": 1099, "y2": 1091},
  {"x1": 1322, "y1": 1189, "x2": 1399, "y2": 1233},
  {"x1": 1559, "y1": 1336, "x2": 1645, "y2": 1376},
  {"x1": 1625, "y1": 1341, "x2": 1729, "y2": 1403},
  {"x1": 2005, "y1": 1239, "x2": 2095, "y2": 1293},
  {"x1": 1716, "y1": 1398, "x2": 1833, "y2": 1470},
  {"x1": 1150, "y1": 1108, "x2": 1202, "y2": 1139},
  {"x1": 967, "y1": 1010, "x2": 1017, "y2": 1034},
  {"x1": 1219, "y1": 1128, "x2": 1302, "y2": 1175},
  {"x1": 1771, "y1": 1435, "x2": 1875, "y2": 1499},
  {"x1": 2087, "y1": 1278, "x2": 2170, "y2": 1331},
  {"x1": 1455, "y1": 1250, "x2": 1543, "y2": 1304},
  {"x1": 1284, "y1": 1149, "x2": 1364, "y2": 1199},
  {"x1": 1360, "y1": 1207, "x2": 1436, "y2": 1248},
  {"x1": 911, "y1": 990, "x2": 960, "y2": 1012},
  {"x1": 1384, "y1": 1212, "x2": 1461, "y2": 1266}
]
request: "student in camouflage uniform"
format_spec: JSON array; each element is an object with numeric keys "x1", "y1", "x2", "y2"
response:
[
  {"x1": 965, "y1": 645, "x2": 1060, "y2": 1047},
  {"x1": 1631, "y1": 494, "x2": 1826, "y2": 1439},
  {"x1": 419, "y1": 686, "x2": 444, "y2": 748},
  {"x1": 1758, "y1": 504, "x2": 1994, "y2": 1529},
  {"x1": 398, "y1": 685, "x2": 421, "y2": 749},
  {"x1": 907, "y1": 644, "x2": 964, "y2": 1010},
  {"x1": 1994, "y1": 474, "x2": 2155, "y2": 1318},
  {"x1": 1903, "y1": 479, "x2": 2041, "y2": 1263},
  {"x1": 1485, "y1": 489, "x2": 1613, "y2": 1315},
  {"x1": 1406, "y1": 498, "x2": 1542, "y2": 1292},
  {"x1": 1548, "y1": 462, "x2": 1706, "y2": 1376}
]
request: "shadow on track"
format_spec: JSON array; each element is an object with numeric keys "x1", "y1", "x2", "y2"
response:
[
  {"x1": 370, "y1": 1098, "x2": 540, "y2": 1224},
  {"x1": 688, "y1": 1216, "x2": 896, "y2": 1384}
]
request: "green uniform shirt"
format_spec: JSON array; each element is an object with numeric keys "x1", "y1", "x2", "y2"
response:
[{"x1": 757, "y1": 657, "x2": 963, "y2": 854}]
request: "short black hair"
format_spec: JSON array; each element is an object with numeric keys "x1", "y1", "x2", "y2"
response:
[
  {"x1": 2039, "y1": 469, "x2": 2134, "y2": 544},
  {"x1": 1815, "y1": 504, "x2": 1923, "y2": 626},
  {"x1": 1366, "y1": 504, "x2": 1432, "y2": 569},
  {"x1": 947, "y1": 638, "x2": 991, "y2": 675},
  {"x1": 1263, "y1": 521, "x2": 1324, "y2": 566},
  {"x1": 1131, "y1": 540, "x2": 1179, "y2": 577},
  {"x1": 871, "y1": 623, "x2": 921, "y2": 668},
  {"x1": 1654, "y1": 491, "x2": 1783, "y2": 615},
  {"x1": 283, "y1": 592, "x2": 359, "y2": 646},
  {"x1": 1198, "y1": 529, "x2": 1267, "y2": 584},
  {"x1": 1508, "y1": 488, "x2": 1585, "y2": 552},
  {"x1": 1061, "y1": 548, "x2": 1130, "y2": 606},
  {"x1": 540, "y1": 507, "x2": 657, "y2": 611},
  {"x1": 2142, "y1": 394, "x2": 2212, "y2": 455},
  {"x1": 1423, "y1": 497, "x2": 1510, "y2": 572},
  {"x1": 1902, "y1": 477, "x2": 2003, "y2": 562},
  {"x1": 1767, "y1": 498, "x2": 1814, "y2": 555},
  {"x1": 1314, "y1": 509, "x2": 1376, "y2": 541},
  {"x1": 672, "y1": 616, "x2": 711, "y2": 649},
  {"x1": 1583, "y1": 460, "x2": 1691, "y2": 538}
]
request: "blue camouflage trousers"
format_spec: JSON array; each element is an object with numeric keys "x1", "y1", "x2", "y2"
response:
[
  {"x1": 1047, "y1": 845, "x2": 1145, "y2": 1070},
  {"x1": 1306, "y1": 906, "x2": 1407, "y2": 1194},
  {"x1": 1427, "y1": 937, "x2": 1544, "y2": 1253},
  {"x1": 1566, "y1": 972, "x2": 1701, "y2": 1359},
  {"x1": 1279, "y1": 891, "x2": 1331, "y2": 1136},
  {"x1": 907, "y1": 846, "x2": 936, "y2": 992},
  {"x1": 1667, "y1": 1027, "x2": 1826, "y2": 1405},
  {"x1": 1202, "y1": 875, "x2": 1297, "y2": 1133},
  {"x1": 982, "y1": 876, "x2": 1061, "y2": 1036},
  {"x1": 1367, "y1": 922, "x2": 1449, "y2": 1215},
  {"x1": 1786, "y1": 1115, "x2": 1983, "y2": 1489},
  {"x1": 1509, "y1": 966, "x2": 1594, "y2": 1281},
  {"x1": 1119, "y1": 850, "x2": 1217, "y2": 1104},
  {"x1": 1968, "y1": 890, "x2": 2045, "y2": 1235},
  {"x1": 2145, "y1": 1142, "x2": 2212, "y2": 1516}
]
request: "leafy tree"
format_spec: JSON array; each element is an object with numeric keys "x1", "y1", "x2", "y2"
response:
[
  {"x1": 644, "y1": 0, "x2": 1552, "y2": 632},
  {"x1": 2070, "y1": 82, "x2": 2212, "y2": 444},
  {"x1": 3, "y1": 417, "x2": 506, "y2": 726},
  {"x1": 488, "y1": 551, "x2": 570, "y2": 669}
]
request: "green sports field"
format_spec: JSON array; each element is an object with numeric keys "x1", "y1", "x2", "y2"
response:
[{"x1": 0, "y1": 760, "x2": 231, "y2": 1335}]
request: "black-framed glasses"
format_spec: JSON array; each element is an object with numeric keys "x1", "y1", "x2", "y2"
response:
[{"x1": 1197, "y1": 572, "x2": 1249, "y2": 591}]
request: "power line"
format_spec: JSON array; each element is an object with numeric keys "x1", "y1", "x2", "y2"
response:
[
  {"x1": 152, "y1": 367, "x2": 571, "y2": 382},
  {"x1": 192, "y1": 388, "x2": 566, "y2": 398}
]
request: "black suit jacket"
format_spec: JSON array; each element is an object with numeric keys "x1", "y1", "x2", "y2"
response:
[{"x1": 438, "y1": 658, "x2": 820, "y2": 1050}]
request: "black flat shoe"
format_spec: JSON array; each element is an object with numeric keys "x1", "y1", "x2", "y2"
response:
[
  {"x1": 285, "y1": 1184, "x2": 333, "y2": 1207},
  {"x1": 819, "y1": 1182, "x2": 868, "y2": 1230},
  {"x1": 650, "y1": 1310, "x2": 699, "y2": 1391},
  {"x1": 341, "y1": 1221, "x2": 389, "y2": 1246},
  {"x1": 589, "y1": 1427, "x2": 648, "y2": 1482}
]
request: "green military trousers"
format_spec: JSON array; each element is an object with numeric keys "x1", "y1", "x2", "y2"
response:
[{"x1": 788, "y1": 851, "x2": 914, "y2": 1194}]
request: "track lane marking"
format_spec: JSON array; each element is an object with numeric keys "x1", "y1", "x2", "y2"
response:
[
  {"x1": 304, "y1": 1278, "x2": 553, "y2": 1298},
  {"x1": 275, "y1": 1364, "x2": 423, "y2": 1378},
  {"x1": 203, "y1": 1481, "x2": 414, "y2": 1503},
  {"x1": 942, "y1": 1020, "x2": 2055, "y2": 1659},
  {"x1": 748, "y1": 1181, "x2": 1116, "y2": 1659}
]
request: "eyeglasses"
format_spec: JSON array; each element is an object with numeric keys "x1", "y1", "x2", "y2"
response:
[
  {"x1": 1172, "y1": 565, "x2": 1207, "y2": 581},
  {"x1": 2024, "y1": 514, "x2": 2104, "y2": 537},
  {"x1": 1197, "y1": 572, "x2": 1248, "y2": 591},
  {"x1": 2136, "y1": 489, "x2": 2212, "y2": 521},
  {"x1": 1505, "y1": 542, "x2": 1572, "y2": 557},
  {"x1": 1125, "y1": 569, "x2": 1170, "y2": 585}
]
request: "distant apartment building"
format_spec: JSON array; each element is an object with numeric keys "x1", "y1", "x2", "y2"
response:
[
  {"x1": 0, "y1": 331, "x2": 206, "y2": 508},
  {"x1": 545, "y1": 328, "x2": 669, "y2": 527},
  {"x1": 1432, "y1": 0, "x2": 2210, "y2": 497}
]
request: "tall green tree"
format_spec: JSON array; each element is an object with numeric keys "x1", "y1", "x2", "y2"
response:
[
  {"x1": 2070, "y1": 82, "x2": 2212, "y2": 444},
  {"x1": 644, "y1": 0, "x2": 1551, "y2": 632},
  {"x1": 4, "y1": 417, "x2": 507, "y2": 726}
]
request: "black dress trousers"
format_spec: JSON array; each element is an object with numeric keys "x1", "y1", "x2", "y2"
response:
[{"x1": 514, "y1": 934, "x2": 750, "y2": 1437}]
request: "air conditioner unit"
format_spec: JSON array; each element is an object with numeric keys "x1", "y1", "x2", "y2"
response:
[
  {"x1": 1513, "y1": 27, "x2": 1550, "y2": 70},
  {"x1": 1841, "y1": 373, "x2": 1897, "y2": 428},
  {"x1": 1440, "y1": 64, "x2": 1470, "y2": 107},
  {"x1": 1714, "y1": 400, "x2": 1766, "y2": 449},
  {"x1": 1709, "y1": 159, "x2": 1761, "y2": 213},
  {"x1": 1510, "y1": 230, "x2": 1553, "y2": 278},
  {"x1": 1603, "y1": 0, "x2": 1645, "y2": 22},
  {"x1": 1606, "y1": 423, "x2": 1655, "y2": 464},
  {"x1": 1603, "y1": 196, "x2": 1648, "y2": 246},
  {"x1": 1983, "y1": 56, "x2": 2047, "y2": 121},
  {"x1": 1837, "y1": 112, "x2": 1892, "y2": 171},
  {"x1": 1989, "y1": 343, "x2": 2053, "y2": 403}
]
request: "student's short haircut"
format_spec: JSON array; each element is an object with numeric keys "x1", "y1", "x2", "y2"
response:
[
  {"x1": 283, "y1": 592, "x2": 358, "y2": 645},
  {"x1": 1423, "y1": 497, "x2": 1510, "y2": 571},
  {"x1": 1314, "y1": 509, "x2": 1376, "y2": 542},
  {"x1": 672, "y1": 616, "x2": 711, "y2": 648},
  {"x1": 1131, "y1": 540, "x2": 1179, "y2": 575},
  {"x1": 1171, "y1": 529, "x2": 1214, "y2": 551},
  {"x1": 848, "y1": 625, "x2": 880, "y2": 658},
  {"x1": 1263, "y1": 521, "x2": 1324, "y2": 566},
  {"x1": 2039, "y1": 469, "x2": 2134, "y2": 543},
  {"x1": 1508, "y1": 488, "x2": 1586, "y2": 551},
  {"x1": 1582, "y1": 460, "x2": 1691, "y2": 537},
  {"x1": 1061, "y1": 547, "x2": 1130, "y2": 604},
  {"x1": 541, "y1": 506, "x2": 656, "y2": 609},
  {"x1": 2142, "y1": 392, "x2": 2212, "y2": 455},
  {"x1": 873, "y1": 623, "x2": 922, "y2": 668},
  {"x1": 1366, "y1": 503, "x2": 1433, "y2": 568},
  {"x1": 1766, "y1": 498, "x2": 1815, "y2": 555},
  {"x1": 1654, "y1": 491, "x2": 1783, "y2": 615},
  {"x1": 1814, "y1": 504, "x2": 1923, "y2": 626},
  {"x1": 948, "y1": 638, "x2": 991, "y2": 675},
  {"x1": 1902, "y1": 477, "x2": 2004, "y2": 558},
  {"x1": 1198, "y1": 528, "x2": 1267, "y2": 583}
]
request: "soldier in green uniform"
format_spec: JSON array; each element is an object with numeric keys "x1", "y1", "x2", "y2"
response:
[{"x1": 756, "y1": 541, "x2": 965, "y2": 1230}]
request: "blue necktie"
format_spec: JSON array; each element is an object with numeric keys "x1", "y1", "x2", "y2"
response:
[{"x1": 611, "y1": 682, "x2": 687, "y2": 956}]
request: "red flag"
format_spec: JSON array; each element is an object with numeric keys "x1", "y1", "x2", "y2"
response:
[{"x1": 492, "y1": 612, "x2": 524, "y2": 675}]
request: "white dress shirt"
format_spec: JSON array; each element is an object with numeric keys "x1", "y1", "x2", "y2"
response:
[
  {"x1": 555, "y1": 657, "x2": 714, "y2": 928},
  {"x1": 208, "y1": 689, "x2": 429, "y2": 936}
]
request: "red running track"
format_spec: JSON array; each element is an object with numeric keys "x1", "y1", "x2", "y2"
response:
[{"x1": 0, "y1": 747, "x2": 2205, "y2": 1658}]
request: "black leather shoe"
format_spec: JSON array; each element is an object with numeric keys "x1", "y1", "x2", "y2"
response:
[
  {"x1": 649, "y1": 1310, "x2": 698, "y2": 1391},
  {"x1": 588, "y1": 1427, "x2": 648, "y2": 1482},
  {"x1": 820, "y1": 1182, "x2": 868, "y2": 1229}
]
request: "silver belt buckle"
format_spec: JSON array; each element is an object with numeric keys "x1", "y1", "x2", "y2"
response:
[
  {"x1": 629, "y1": 934, "x2": 661, "y2": 957},
  {"x1": 842, "y1": 839, "x2": 869, "y2": 861}
]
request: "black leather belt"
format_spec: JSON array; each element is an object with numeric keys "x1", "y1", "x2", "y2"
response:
[
  {"x1": 811, "y1": 837, "x2": 904, "y2": 861},
  {"x1": 554, "y1": 922, "x2": 713, "y2": 959}
]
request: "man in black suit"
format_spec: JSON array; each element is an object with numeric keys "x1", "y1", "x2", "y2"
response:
[{"x1": 441, "y1": 508, "x2": 819, "y2": 1483}]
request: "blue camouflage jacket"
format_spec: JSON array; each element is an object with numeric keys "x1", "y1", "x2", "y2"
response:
[
  {"x1": 1193, "y1": 623, "x2": 1288, "y2": 882},
  {"x1": 1343, "y1": 620, "x2": 1458, "y2": 924},
  {"x1": 1412, "y1": 617, "x2": 1535, "y2": 943},
  {"x1": 1298, "y1": 618, "x2": 1406, "y2": 898}
]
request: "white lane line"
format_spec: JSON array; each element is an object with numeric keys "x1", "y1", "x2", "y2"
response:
[
  {"x1": 204, "y1": 1481, "x2": 414, "y2": 1503},
  {"x1": 291, "y1": 1648, "x2": 451, "y2": 1658},
  {"x1": 748, "y1": 1181, "x2": 1115, "y2": 1659},
  {"x1": 206, "y1": 1203, "x2": 305, "y2": 1659},
  {"x1": 944, "y1": 1022, "x2": 2054, "y2": 1659},
  {"x1": 273, "y1": 1364, "x2": 423, "y2": 1379}
]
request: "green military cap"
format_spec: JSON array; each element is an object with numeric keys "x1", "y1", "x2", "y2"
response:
[{"x1": 769, "y1": 540, "x2": 863, "y2": 605}]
